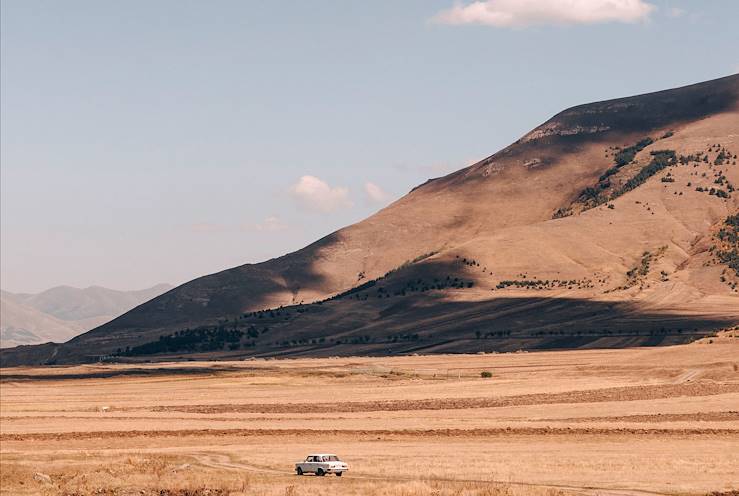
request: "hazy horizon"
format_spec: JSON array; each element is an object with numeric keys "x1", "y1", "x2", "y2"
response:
[
  {"x1": 2, "y1": 282, "x2": 173, "y2": 295},
  {"x1": 2, "y1": 0, "x2": 738, "y2": 293}
]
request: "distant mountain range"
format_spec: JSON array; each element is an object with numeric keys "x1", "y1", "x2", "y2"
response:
[{"x1": 0, "y1": 284, "x2": 172, "y2": 348}]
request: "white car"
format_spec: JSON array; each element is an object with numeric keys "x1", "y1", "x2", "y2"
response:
[{"x1": 295, "y1": 454, "x2": 348, "y2": 476}]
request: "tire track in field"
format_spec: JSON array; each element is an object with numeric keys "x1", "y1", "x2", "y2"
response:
[
  {"x1": 191, "y1": 451, "x2": 671, "y2": 496},
  {"x1": 152, "y1": 381, "x2": 739, "y2": 414},
  {"x1": 4, "y1": 426, "x2": 738, "y2": 442}
]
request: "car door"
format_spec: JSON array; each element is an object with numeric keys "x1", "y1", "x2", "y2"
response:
[{"x1": 306, "y1": 456, "x2": 317, "y2": 472}]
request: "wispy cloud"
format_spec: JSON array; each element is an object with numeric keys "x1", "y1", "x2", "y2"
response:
[
  {"x1": 433, "y1": 0, "x2": 655, "y2": 28},
  {"x1": 189, "y1": 222, "x2": 227, "y2": 233},
  {"x1": 289, "y1": 175, "x2": 353, "y2": 213},
  {"x1": 364, "y1": 182, "x2": 389, "y2": 204},
  {"x1": 253, "y1": 216, "x2": 288, "y2": 232}
]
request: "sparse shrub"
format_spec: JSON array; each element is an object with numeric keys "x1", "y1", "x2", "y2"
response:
[{"x1": 480, "y1": 371, "x2": 493, "y2": 378}]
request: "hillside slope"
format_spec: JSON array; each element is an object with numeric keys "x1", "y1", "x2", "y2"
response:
[{"x1": 3, "y1": 75, "x2": 738, "y2": 365}]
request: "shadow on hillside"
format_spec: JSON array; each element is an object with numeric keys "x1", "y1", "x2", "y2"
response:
[
  {"x1": 262, "y1": 293, "x2": 737, "y2": 358},
  {"x1": 1, "y1": 292, "x2": 735, "y2": 366},
  {"x1": 66, "y1": 232, "x2": 344, "y2": 343},
  {"x1": 2, "y1": 243, "x2": 737, "y2": 366}
]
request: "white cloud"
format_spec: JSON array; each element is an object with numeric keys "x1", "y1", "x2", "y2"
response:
[
  {"x1": 289, "y1": 175, "x2": 353, "y2": 213},
  {"x1": 364, "y1": 182, "x2": 389, "y2": 204},
  {"x1": 433, "y1": 0, "x2": 655, "y2": 27},
  {"x1": 667, "y1": 7, "x2": 685, "y2": 18},
  {"x1": 254, "y1": 216, "x2": 288, "y2": 232}
]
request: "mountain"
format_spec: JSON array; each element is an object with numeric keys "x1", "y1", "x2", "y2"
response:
[
  {"x1": 0, "y1": 292, "x2": 82, "y2": 348},
  {"x1": 0, "y1": 284, "x2": 172, "y2": 348},
  {"x1": 18, "y1": 284, "x2": 174, "y2": 322},
  {"x1": 3, "y1": 75, "x2": 738, "y2": 366}
]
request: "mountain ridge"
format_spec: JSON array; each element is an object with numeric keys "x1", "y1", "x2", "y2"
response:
[
  {"x1": 2, "y1": 74, "x2": 738, "y2": 365},
  {"x1": 0, "y1": 284, "x2": 172, "y2": 348}
]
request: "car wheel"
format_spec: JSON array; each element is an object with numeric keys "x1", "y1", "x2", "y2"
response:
[
  {"x1": 296, "y1": 467, "x2": 303, "y2": 476},
  {"x1": 335, "y1": 472, "x2": 342, "y2": 477},
  {"x1": 316, "y1": 468, "x2": 325, "y2": 476}
]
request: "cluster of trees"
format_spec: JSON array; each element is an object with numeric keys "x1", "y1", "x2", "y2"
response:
[
  {"x1": 696, "y1": 186, "x2": 730, "y2": 198},
  {"x1": 475, "y1": 330, "x2": 512, "y2": 339},
  {"x1": 458, "y1": 256, "x2": 481, "y2": 267},
  {"x1": 584, "y1": 143, "x2": 736, "y2": 209},
  {"x1": 390, "y1": 276, "x2": 474, "y2": 296},
  {"x1": 316, "y1": 251, "x2": 444, "y2": 305},
  {"x1": 385, "y1": 333, "x2": 420, "y2": 343},
  {"x1": 613, "y1": 137, "x2": 654, "y2": 168},
  {"x1": 380, "y1": 251, "x2": 439, "y2": 280},
  {"x1": 570, "y1": 139, "x2": 737, "y2": 216},
  {"x1": 552, "y1": 207, "x2": 573, "y2": 219},
  {"x1": 494, "y1": 278, "x2": 592, "y2": 290},
  {"x1": 574, "y1": 137, "x2": 659, "y2": 210},
  {"x1": 626, "y1": 251, "x2": 655, "y2": 282},
  {"x1": 712, "y1": 171, "x2": 735, "y2": 194},
  {"x1": 272, "y1": 333, "x2": 421, "y2": 348},
  {"x1": 616, "y1": 246, "x2": 668, "y2": 290},
  {"x1": 340, "y1": 274, "x2": 476, "y2": 300},
  {"x1": 243, "y1": 306, "x2": 298, "y2": 320},
  {"x1": 708, "y1": 144, "x2": 737, "y2": 166},
  {"x1": 578, "y1": 186, "x2": 607, "y2": 206},
  {"x1": 597, "y1": 137, "x2": 655, "y2": 186},
  {"x1": 116, "y1": 326, "x2": 254, "y2": 356},
  {"x1": 275, "y1": 336, "x2": 326, "y2": 347},
  {"x1": 332, "y1": 279, "x2": 377, "y2": 300},
  {"x1": 716, "y1": 214, "x2": 739, "y2": 277},
  {"x1": 527, "y1": 327, "x2": 689, "y2": 337},
  {"x1": 456, "y1": 254, "x2": 494, "y2": 275},
  {"x1": 613, "y1": 150, "x2": 677, "y2": 197}
]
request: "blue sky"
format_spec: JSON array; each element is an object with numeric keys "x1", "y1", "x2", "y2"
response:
[{"x1": 1, "y1": 0, "x2": 737, "y2": 293}]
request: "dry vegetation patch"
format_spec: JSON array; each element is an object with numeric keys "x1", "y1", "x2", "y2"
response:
[
  {"x1": 150, "y1": 381, "x2": 739, "y2": 414},
  {"x1": 0, "y1": 453, "x2": 583, "y2": 496},
  {"x1": 2, "y1": 345, "x2": 738, "y2": 495}
]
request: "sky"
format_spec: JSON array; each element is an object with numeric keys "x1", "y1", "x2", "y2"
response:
[{"x1": 1, "y1": 0, "x2": 738, "y2": 293}]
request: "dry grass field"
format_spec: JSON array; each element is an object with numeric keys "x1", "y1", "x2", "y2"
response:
[{"x1": 2, "y1": 338, "x2": 738, "y2": 495}]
